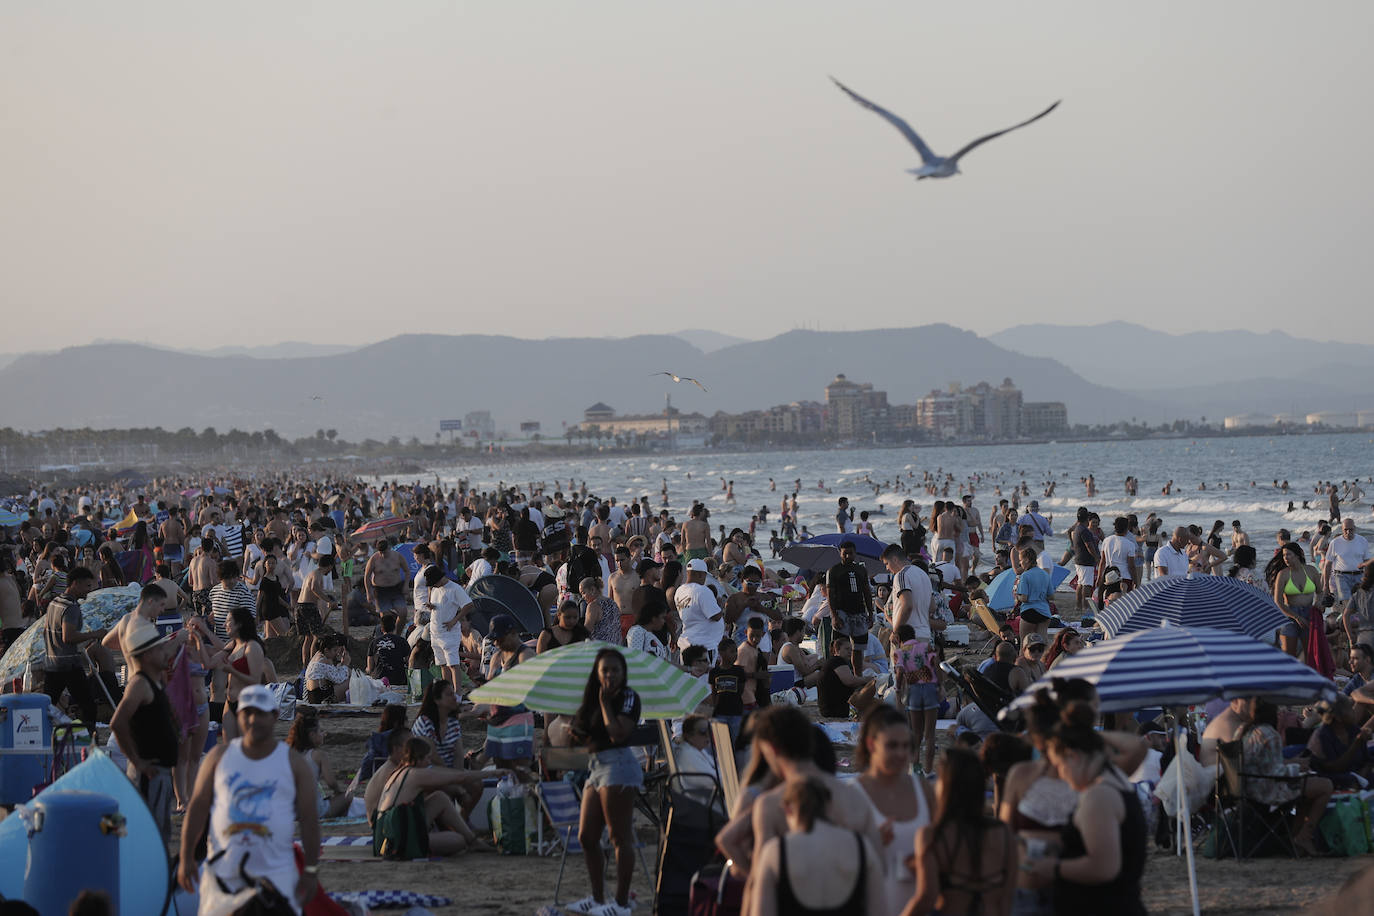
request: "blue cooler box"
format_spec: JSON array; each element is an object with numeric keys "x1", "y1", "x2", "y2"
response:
[{"x1": 0, "y1": 693, "x2": 52, "y2": 804}]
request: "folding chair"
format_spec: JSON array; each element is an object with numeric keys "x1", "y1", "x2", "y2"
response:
[
  {"x1": 709, "y1": 721, "x2": 741, "y2": 815},
  {"x1": 1211, "y1": 738, "x2": 1299, "y2": 858},
  {"x1": 535, "y1": 750, "x2": 654, "y2": 905},
  {"x1": 655, "y1": 721, "x2": 726, "y2": 916}
]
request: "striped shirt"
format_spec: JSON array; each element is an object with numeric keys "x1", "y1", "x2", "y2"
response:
[
  {"x1": 412, "y1": 714, "x2": 463, "y2": 768},
  {"x1": 209, "y1": 581, "x2": 256, "y2": 639}
]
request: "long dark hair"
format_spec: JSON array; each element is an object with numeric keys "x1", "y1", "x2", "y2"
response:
[
  {"x1": 419, "y1": 679, "x2": 452, "y2": 727},
  {"x1": 377, "y1": 703, "x2": 407, "y2": 733},
  {"x1": 230, "y1": 607, "x2": 262, "y2": 648},
  {"x1": 931, "y1": 747, "x2": 1003, "y2": 884},
  {"x1": 1227, "y1": 545, "x2": 1256, "y2": 577},
  {"x1": 571, "y1": 648, "x2": 629, "y2": 741},
  {"x1": 660, "y1": 560, "x2": 683, "y2": 591}
]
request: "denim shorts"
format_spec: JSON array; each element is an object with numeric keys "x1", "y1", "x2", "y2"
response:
[
  {"x1": 906, "y1": 682, "x2": 940, "y2": 711},
  {"x1": 586, "y1": 746, "x2": 643, "y2": 790},
  {"x1": 1333, "y1": 572, "x2": 1359, "y2": 603},
  {"x1": 1277, "y1": 618, "x2": 1303, "y2": 640}
]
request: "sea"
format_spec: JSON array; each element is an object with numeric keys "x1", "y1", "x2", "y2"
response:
[{"x1": 423, "y1": 432, "x2": 1374, "y2": 559}]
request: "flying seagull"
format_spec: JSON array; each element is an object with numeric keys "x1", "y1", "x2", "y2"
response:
[
  {"x1": 652, "y1": 372, "x2": 708, "y2": 392},
  {"x1": 831, "y1": 77, "x2": 1059, "y2": 180}
]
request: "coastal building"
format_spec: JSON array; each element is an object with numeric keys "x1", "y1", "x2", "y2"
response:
[
  {"x1": 463, "y1": 410, "x2": 495, "y2": 439},
  {"x1": 1224, "y1": 413, "x2": 1275, "y2": 430},
  {"x1": 1305, "y1": 411, "x2": 1358, "y2": 428},
  {"x1": 824, "y1": 374, "x2": 890, "y2": 440},
  {"x1": 710, "y1": 401, "x2": 824, "y2": 441},
  {"x1": 916, "y1": 379, "x2": 1042, "y2": 439},
  {"x1": 574, "y1": 401, "x2": 709, "y2": 437},
  {"x1": 1023, "y1": 401, "x2": 1069, "y2": 435}
]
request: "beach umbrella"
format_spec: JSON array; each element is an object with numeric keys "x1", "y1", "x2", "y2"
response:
[
  {"x1": 984, "y1": 564, "x2": 1073, "y2": 612},
  {"x1": 0, "y1": 508, "x2": 25, "y2": 527},
  {"x1": 1094, "y1": 572, "x2": 1288, "y2": 640},
  {"x1": 180, "y1": 488, "x2": 202, "y2": 498},
  {"x1": 351, "y1": 516, "x2": 413, "y2": 540},
  {"x1": 1005, "y1": 626, "x2": 1334, "y2": 916},
  {"x1": 0, "y1": 585, "x2": 141, "y2": 684},
  {"x1": 468, "y1": 575, "x2": 546, "y2": 637},
  {"x1": 468, "y1": 641, "x2": 708, "y2": 718},
  {"x1": 1005, "y1": 624, "x2": 1336, "y2": 715},
  {"x1": 780, "y1": 533, "x2": 888, "y2": 575}
]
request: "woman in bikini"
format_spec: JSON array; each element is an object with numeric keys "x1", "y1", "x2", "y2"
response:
[
  {"x1": 1272, "y1": 542, "x2": 1323, "y2": 659},
  {"x1": 207, "y1": 607, "x2": 265, "y2": 741},
  {"x1": 909, "y1": 746, "x2": 1018, "y2": 916}
]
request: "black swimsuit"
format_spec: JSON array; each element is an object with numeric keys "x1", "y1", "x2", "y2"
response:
[{"x1": 776, "y1": 831, "x2": 867, "y2": 916}]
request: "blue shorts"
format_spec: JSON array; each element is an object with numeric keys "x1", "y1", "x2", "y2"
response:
[
  {"x1": 906, "y1": 682, "x2": 940, "y2": 712},
  {"x1": 1333, "y1": 573, "x2": 1359, "y2": 603},
  {"x1": 1277, "y1": 619, "x2": 1303, "y2": 640},
  {"x1": 586, "y1": 747, "x2": 643, "y2": 790},
  {"x1": 374, "y1": 583, "x2": 407, "y2": 611}
]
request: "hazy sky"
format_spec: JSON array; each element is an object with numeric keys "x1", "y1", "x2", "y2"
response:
[{"x1": 6, "y1": 2, "x2": 1373, "y2": 353}]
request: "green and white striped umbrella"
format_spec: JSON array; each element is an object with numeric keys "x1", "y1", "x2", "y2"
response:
[{"x1": 468, "y1": 641, "x2": 708, "y2": 718}]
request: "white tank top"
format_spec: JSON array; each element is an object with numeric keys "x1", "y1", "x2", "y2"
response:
[
  {"x1": 208, "y1": 739, "x2": 299, "y2": 898},
  {"x1": 866, "y1": 774, "x2": 931, "y2": 916}
]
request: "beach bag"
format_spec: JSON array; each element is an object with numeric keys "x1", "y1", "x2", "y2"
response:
[
  {"x1": 488, "y1": 792, "x2": 538, "y2": 855},
  {"x1": 348, "y1": 668, "x2": 383, "y2": 706},
  {"x1": 408, "y1": 666, "x2": 439, "y2": 701},
  {"x1": 688, "y1": 861, "x2": 745, "y2": 916},
  {"x1": 372, "y1": 790, "x2": 430, "y2": 861},
  {"x1": 1153, "y1": 749, "x2": 1215, "y2": 817},
  {"x1": 484, "y1": 708, "x2": 535, "y2": 761},
  {"x1": 1319, "y1": 796, "x2": 1371, "y2": 856},
  {"x1": 262, "y1": 682, "x2": 295, "y2": 722}
]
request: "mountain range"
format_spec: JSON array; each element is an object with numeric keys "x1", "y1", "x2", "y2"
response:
[{"x1": 3, "y1": 323, "x2": 1368, "y2": 439}]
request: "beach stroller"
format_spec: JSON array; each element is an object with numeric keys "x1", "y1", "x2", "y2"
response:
[{"x1": 940, "y1": 659, "x2": 1017, "y2": 730}]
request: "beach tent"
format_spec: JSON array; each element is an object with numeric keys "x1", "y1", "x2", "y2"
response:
[{"x1": 0, "y1": 750, "x2": 170, "y2": 915}]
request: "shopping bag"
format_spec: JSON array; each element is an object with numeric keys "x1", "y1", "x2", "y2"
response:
[
  {"x1": 347, "y1": 669, "x2": 382, "y2": 706},
  {"x1": 488, "y1": 793, "x2": 537, "y2": 855},
  {"x1": 1319, "y1": 796, "x2": 1371, "y2": 856},
  {"x1": 1153, "y1": 749, "x2": 1215, "y2": 817}
]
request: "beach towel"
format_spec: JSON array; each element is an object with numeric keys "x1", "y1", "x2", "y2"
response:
[
  {"x1": 166, "y1": 648, "x2": 198, "y2": 740},
  {"x1": 332, "y1": 891, "x2": 452, "y2": 909},
  {"x1": 1307, "y1": 606, "x2": 1335, "y2": 679}
]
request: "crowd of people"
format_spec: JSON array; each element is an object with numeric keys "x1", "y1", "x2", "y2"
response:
[{"x1": 4, "y1": 470, "x2": 1373, "y2": 915}]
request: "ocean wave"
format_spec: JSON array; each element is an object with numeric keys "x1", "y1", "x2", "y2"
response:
[
  {"x1": 838, "y1": 468, "x2": 874, "y2": 475},
  {"x1": 783, "y1": 465, "x2": 798, "y2": 471}
]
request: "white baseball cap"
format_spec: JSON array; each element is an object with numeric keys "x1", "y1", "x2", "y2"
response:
[
  {"x1": 687, "y1": 558, "x2": 709, "y2": 573},
  {"x1": 237, "y1": 684, "x2": 278, "y2": 714}
]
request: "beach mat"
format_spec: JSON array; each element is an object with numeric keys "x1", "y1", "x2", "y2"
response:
[
  {"x1": 321, "y1": 835, "x2": 373, "y2": 847},
  {"x1": 333, "y1": 890, "x2": 452, "y2": 909}
]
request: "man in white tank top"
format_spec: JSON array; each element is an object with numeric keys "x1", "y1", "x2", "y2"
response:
[{"x1": 178, "y1": 685, "x2": 321, "y2": 913}]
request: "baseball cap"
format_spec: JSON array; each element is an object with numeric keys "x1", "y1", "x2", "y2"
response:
[
  {"x1": 687, "y1": 558, "x2": 709, "y2": 573},
  {"x1": 237, "y1": 684, "x2": 278, "y2": 714},
  {"x1": 1024, "y1": 632, "x2": 1048, "y2": 646},
  {"x1": 636, "y1": 558, "x2": 662, "y2": 577},
  {"x1": 1028, "y1": 500, "x2": 1040, "y2": 510},
  {"x1": 489, "y1": 614, "x2": 518, "y2": 639}
]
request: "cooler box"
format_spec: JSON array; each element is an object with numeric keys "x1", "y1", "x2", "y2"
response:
[
  {"x1": 942, "y1": 625, "x2": 970, "y2": 646},
  {"x1": 768, "y1": 665, "x2": 796, "y2": 694},
  {"x1": 154, "y1": 613, "x2": 183, "y2": 639},
  {"x1": 24, "y1": 790, "x2": 122, "y2": 914},
  {"x1": 0, "y1": 694, "x2": 52, "y2": 805}
]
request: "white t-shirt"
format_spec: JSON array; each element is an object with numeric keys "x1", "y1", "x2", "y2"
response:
[
  {"x1": 1327, "y1": 535, "x2": 1371, "y2": 572},
  {"x1": 467, "y1": 558, "x2": 494, "y2": 582},
  {"x1": 675, "y1": 581, "x2": 725, "y2": 650},
  {"x1": 413, "y1": 567, "x2": 431, "y2": 615},
  {"x1": 1100, "y1": 534, "x2": 1136, "y2": 581},
  {"x1": 1154, "y1": 543, "x2": 1190, "y2": 577},
  {"x1": 891, "y1": 564, "x2": 933, "y2": 641},
  {"x1": 429, "y1": 580, "x2": 472, "y2": 643}
]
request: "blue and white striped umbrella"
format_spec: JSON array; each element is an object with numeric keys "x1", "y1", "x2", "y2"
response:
[
  {"x1": 1007, "y1": 625, "x2": 1336, "y2": 714},
  {"x1": 1094, "y1": 573, "x2": 1287, "y2": 639}
]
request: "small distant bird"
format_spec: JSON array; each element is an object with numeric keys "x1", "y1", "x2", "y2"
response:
[
  {"x1": 652, "y1": 372, "x2": 708, "y2": 392},
  {"x1": 310, "y1": 395, "x2": 324, "y2": 401},
  {"x1": 831, "y1": 77, "x2": 1059, "y2": 180}
]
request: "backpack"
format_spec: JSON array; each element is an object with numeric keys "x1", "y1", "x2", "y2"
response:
[{"x1": 567, "y1": 545, "x2": 601, "y2": 593}]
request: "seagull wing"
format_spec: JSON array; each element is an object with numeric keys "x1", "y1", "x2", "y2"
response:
[
  {"x1": 684, "y1": 377, "x2": 709, "y2": 392},
  {"x1": 830, "y1": 77, "x2": 938, "y2": 165},
  {"x1": 947, "y1": 100, "x2": 1060, "y2": 166},
  {"x1": 651, "y1": 372, "x2": 673, "y2": 378}
]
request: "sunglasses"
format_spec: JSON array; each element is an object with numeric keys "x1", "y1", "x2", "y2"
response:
[{"x1": 1027, "y1": 645, "x2": 1045, "y2": 654}]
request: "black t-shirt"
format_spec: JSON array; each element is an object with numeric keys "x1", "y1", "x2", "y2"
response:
[
  {"x1": 567, "y1": 545, "x2": 601, "y2": 593},
  {"x1": 582, "y1": 686, "x2": 642, "y2": 752},
  {"x1": 368, "y1": 632, "x2": 408, "y2": 687},
  {"x1": 818, "y1": 656, "x2": 854, "y2": 718},
  {"x1": 514, "y1": 519, "x2": 541, "y2": 552},
  {"x1": 1071, "y1": 523, "x2": 1097, "y2": 566},
  {"x1": 826, "y1": 560, "x2": 872, "y2": 617},
  {"x1": 710, "y1": 665, "x2": 746, "y2": 717}
]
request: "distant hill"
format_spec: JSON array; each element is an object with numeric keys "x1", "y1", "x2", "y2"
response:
[
  {"x1": 990, "y1": 322, "x2": 1374, "y2": 419},
  {"x1": 0, "y1": 326, "x2": 1150, "y2": 438},
  {"x1": 672, "y1": 329, "x2": 752, "y2": 353}
]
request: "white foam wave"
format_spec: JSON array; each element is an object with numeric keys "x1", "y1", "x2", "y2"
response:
[
  {"x1": 783, "y1": 465, "x2": 798, "y2": 471},
  {"x1": 839, "y1": 468, "x2": 873, "y2": 475}
]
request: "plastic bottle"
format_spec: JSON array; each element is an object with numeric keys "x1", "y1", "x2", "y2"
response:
[{"x1": 22, "y1": 661, "x2": 34, "y2": 693}]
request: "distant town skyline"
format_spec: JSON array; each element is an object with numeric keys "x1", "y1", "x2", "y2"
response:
[{"x1": 7, "y1": 2, "x2": 1374, "y2": 351}]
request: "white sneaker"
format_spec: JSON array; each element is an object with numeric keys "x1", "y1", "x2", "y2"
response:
[
  {"x1": 565, "y1": 896, "x2": 603, "y2": 915},
  {"x1": 594, "y1": 903, "x2": 632, "y2": 916}
]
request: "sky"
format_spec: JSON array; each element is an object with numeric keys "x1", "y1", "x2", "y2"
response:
[{"x1": 5, "y1": 1, "x2": 1374, "y2": 353}]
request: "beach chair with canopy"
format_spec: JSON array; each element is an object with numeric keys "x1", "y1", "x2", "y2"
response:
[{"x1": 654, "y1": 721, "x2": 726, "y2": 915}]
